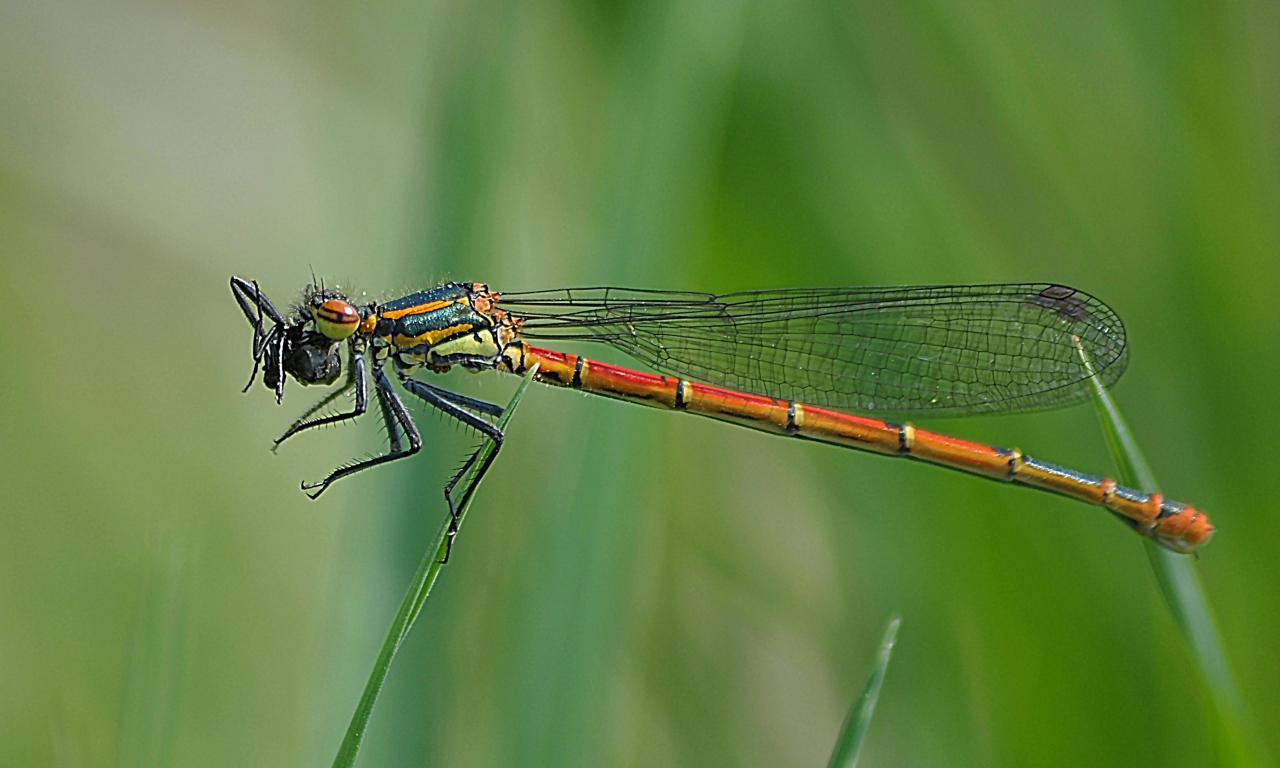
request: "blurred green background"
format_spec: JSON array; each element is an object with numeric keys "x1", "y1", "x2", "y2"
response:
[{"x1": 1, "y1": 0, "x2": 1277, "y2": 765}]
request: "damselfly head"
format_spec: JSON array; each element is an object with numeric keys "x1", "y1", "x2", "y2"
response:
[
  {"x1": 313, "y1": 298, "x2": 360, "y2": 340},
  {"x1": 296, "y1": 282, "x2": 363, "y2": 340}
]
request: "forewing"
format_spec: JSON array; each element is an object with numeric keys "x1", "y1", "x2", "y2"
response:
[{"x1": 503, "y1": 284, "x2": 1128, "y2": 415}]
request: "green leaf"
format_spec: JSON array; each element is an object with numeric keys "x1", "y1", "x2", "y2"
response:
[
  {"x1": 1080, "y1": 345, "x2": 1270, "y2": 768},
  {"x1": 331, "y1": 365, "x2": 539, "y2": 768},
  {"x1": 827, "y1": 616, "x2": 900, "y2": 768}
]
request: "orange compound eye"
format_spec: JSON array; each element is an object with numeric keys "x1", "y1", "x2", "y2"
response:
[{"x1": 314, "y1": 299, "x2": 360, "y2": 340}]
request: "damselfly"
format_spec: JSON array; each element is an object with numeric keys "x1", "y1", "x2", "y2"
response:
[{"x1": 231, "y1": 277, "x2": 1214, "y2": 560}]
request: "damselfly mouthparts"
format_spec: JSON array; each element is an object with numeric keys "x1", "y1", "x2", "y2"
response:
[{"x1": 231, "y1": 277, "x2": 1214, "y2": 559}]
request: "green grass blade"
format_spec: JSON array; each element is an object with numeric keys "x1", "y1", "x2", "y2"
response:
[
  {"x1": 331, "y1": 365, "x2": 539, "y2": 768},
  {"x1": 827, "y1": 616, "x2": 900, "y2": 768},
  {"x1": 1080, "y1": 350, "x2": 1269, "y2": 768}
]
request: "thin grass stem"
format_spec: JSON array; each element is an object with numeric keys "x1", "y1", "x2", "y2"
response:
[
  {"x1": 826, "y1": 615, "x2": 900, "y2": 768},
  {"x1": 331, "y1": 365, "x2": 538, "y2": 768},
  {"x1": 1079, "y1": 343, "x2": 1268, "y2": 768}
]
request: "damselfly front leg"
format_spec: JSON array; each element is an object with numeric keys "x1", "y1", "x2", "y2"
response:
[
  {"x1": 274, "y1": 340, "x2": 369, "y2": 449},
  {"x1": 301, "y1": 364, "x2": 422, "y2": 499}
]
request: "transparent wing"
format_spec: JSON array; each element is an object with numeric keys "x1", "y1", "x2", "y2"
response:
[{"x1": 498, "y1": 283, "x2": 1128, "y2": 415}]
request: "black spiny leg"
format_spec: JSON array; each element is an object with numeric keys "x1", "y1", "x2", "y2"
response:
[
  {"x1": 231, "y1": 276, "x2": 286, "y2": 327},
  {"x1": 230, "y1": 277, "x2": 288, "y2": 401},
  {"x1": 237, "y1": 289, "x2": 271, "y2": 393},
  {"x1": 274, "y1": 341, "x2": 368, "y2": 449},
  {"x1": 301, "y1": 364, "x2": 421, "y2": 499},
  {"x1": 376, "y1": 376, "x2": 405, "y2": 453},
  {"x1": 399, "y1": 376, "x2": 504, "y2": 563},
  {"x1": 406, "y1": 379, "x2": 505, "y2": 418}
]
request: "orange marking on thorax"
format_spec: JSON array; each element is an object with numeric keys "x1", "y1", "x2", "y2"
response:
[{"x1": 380, "y1": 298, "x2": 460, "y2": 321}]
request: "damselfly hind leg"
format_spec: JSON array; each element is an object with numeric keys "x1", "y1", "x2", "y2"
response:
[
  {"x1": 301, "y1": 365, "x2": 422, "y2": 498},
  {"x1": 399, "y1": 377, "x2": 504, "y2": 564},
  {"x1": 405, "y1": 379, "x2": 505, "y2": 418}
]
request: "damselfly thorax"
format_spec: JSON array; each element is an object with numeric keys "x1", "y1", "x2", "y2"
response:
[
  {"x1": 231, "y1": 277, "x2": 1214, "y2": 562},
  {"x1": 364, "y1": 283, "x2": 513, "y2": 373}
]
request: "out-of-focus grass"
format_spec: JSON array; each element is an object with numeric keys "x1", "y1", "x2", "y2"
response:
[
  {"x1": 123, "y1": 537, "x2": 189, "y2": 766},
  {"x1": 1, "y1": 0, "x2": 1278, "y2": 766}
]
